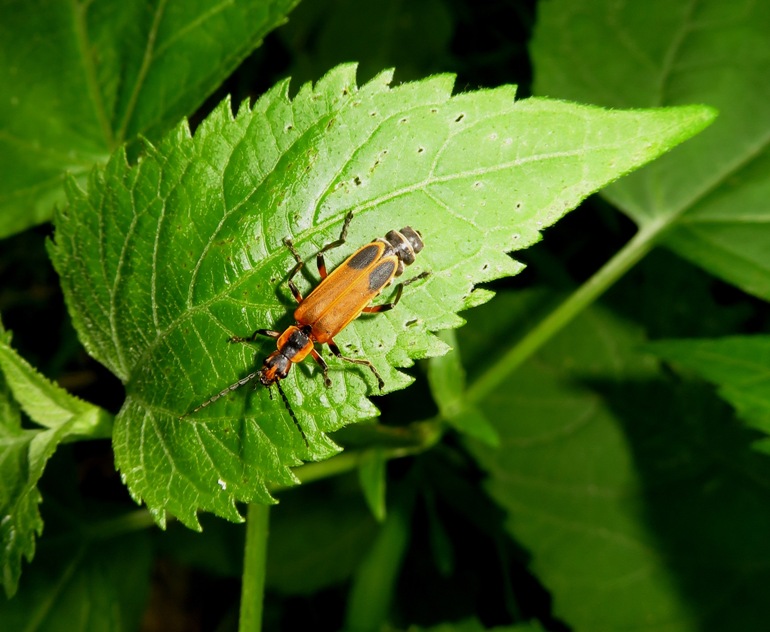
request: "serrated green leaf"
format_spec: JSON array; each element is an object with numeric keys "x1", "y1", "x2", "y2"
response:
[
  {"x1": 465, "y1": 291, "x2": 770, "y2": 631},
  {"x1": 648, "y1": 336, "x2": 770, "y2": 447},
  {"x1": 48, "y1": 64, "x2": 713, "y2": 528},
  {"x1": 0, "y1": 0, "x2": 300, "y2": 238},
  {"x1": 0, "y1": 317, "x2": 112, "y2": 597},
  {"x1": 532, "y1": 0, "x2": 770, "y2": 301}
]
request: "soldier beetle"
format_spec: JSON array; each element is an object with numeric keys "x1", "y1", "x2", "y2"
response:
[{"x1": 183, "y1": 212, "x2": 428, "y2": 444}]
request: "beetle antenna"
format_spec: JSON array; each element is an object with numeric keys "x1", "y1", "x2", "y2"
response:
[
  {"x1": 274, "y1": 381, "x2": 308, "y2": 447},
  {"x1": 180, "y1": 370, "x2": 261, "y2": 419}
]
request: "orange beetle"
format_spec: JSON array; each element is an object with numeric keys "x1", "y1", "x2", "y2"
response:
[{"x1": 183, "y1": 212, "x2": 428, "y2": 443}]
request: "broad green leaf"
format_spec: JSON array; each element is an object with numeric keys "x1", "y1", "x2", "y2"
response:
[
  {"x1": 48, "y1": 64, "x2": 713, "y2": 528},
  {"x1": 0, "y1": 0, "x2": 299, "y2": 238},
  {"x1": 0, "y1": 318, "x2": 111, "y2": 597},
  {"x1": 648, "y1": 336, "x2": 770, "y2": 450},
  {"x1": 465, "y1": 291, "x2": 770, "y2": 631},
  {"x1": 532, "y1": 0, "x2": 770, "y2": 300}
]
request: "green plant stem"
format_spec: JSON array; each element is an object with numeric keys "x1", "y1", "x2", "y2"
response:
[
  {"x1": 290, "y1": 422, "x2": 442, "y2": 486},
  {"x1": 239, "y1": 503, "x2": 270, "y2": 632},
  {"x1": 466, "y1": 221, "x2": 665, "y2": 403}
]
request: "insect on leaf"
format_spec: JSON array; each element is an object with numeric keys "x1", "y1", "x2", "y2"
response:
[{"x1": 49, "y1": 64, "x2": 713, "y2": 527}]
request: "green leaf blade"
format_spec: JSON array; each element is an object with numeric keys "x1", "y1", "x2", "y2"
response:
[
  {"x1": 532, "y1": 0, "x2": 770, "y2": 301},
  {"x1": 50, "y1": 65, "x2": 711, "y2": 525},
  {"x1": 464, "y1": 291, "x2": 770, "y2": 631}
]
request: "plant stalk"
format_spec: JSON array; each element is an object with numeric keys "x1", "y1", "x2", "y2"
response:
[{"x1": 239, "y1": 503, "x2": 270, "y2": 632}]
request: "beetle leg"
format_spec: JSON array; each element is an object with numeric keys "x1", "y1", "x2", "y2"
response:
[
  {"x1": 327, "y1": 339, "x2": 384, "y2": 390},
  {"x1": 282, "y1": 238, "x2": 305, "y2": 303},
  {"x1": 316, "y1": 210, "x2": 354, "y2": 279},
  {"x1": 273, "y1": 381, "x2": 308, "y2": 446},
  {"x1": 308, "y1": 348, "x2": 332, "y2": 387},
  {"x1": 362, "y1": 271, "x2": 430, "y2": 313},
  {"x1": 229, "y1": 329, "x2": 281, "y2": 343}
]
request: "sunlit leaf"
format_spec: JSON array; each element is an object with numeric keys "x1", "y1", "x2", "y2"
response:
[
  {"x1": 533, "y1": 0, "x2": 770, "y2": 300},
  {"x1": 49, "y1": 64, "x2": 713, "y2": 527}
]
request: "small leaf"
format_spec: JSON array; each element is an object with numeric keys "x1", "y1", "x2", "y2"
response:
[
  {"x1": 346, "y1": 489, "x2": 414, "y2": 631},
  {"x1": 358, "y1": 449, "x2": 387, "y2": 521},
  {"x1": 0, "y1": 318, "x2": 112, "y2": 438},
  {"x1": 428, "y1": 329, "x2": 498, "y2": 446},
  {"x1": 533, "y1": 0, "x2": 770, "y2": 300},
  {"x1": 49, "y1": 64, "x2": 713, "y2": 527},
  {"x1": 0, "y1": 0, "x2": 300, "y2": 237},
  {"x1": 0, "y1": 376, "x2": 73, "y2": 598},
  {"x1": 0, "y1": 317, "x2": 112, "y2": 597},
  {"x1": 423, "y1": 488, "x2": 454, "y2": 577},
  {"x1": 648, "y1": 336, "x2": 770, "y2": 448}
]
